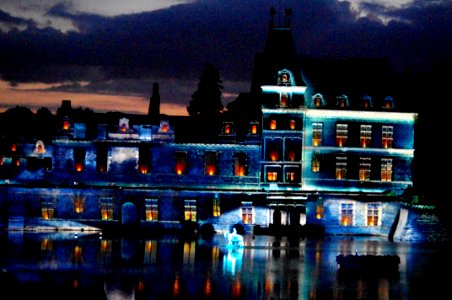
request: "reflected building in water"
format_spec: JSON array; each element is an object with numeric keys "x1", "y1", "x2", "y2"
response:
[{"x1": 3, "y1": 232, "x2": 447, "y2": 299}]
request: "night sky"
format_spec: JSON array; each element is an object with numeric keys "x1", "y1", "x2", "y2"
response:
[{"x1": 0, "y1": 0, "x2": 451, "y2": 115}]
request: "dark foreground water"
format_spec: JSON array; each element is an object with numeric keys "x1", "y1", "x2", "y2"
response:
[{"x1": 0, "y1": 231, "x2": 450, "y2": 300}]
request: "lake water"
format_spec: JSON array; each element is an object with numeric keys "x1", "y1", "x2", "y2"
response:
[{"x1": 0, "y1": 231, "x2": 450, "y2": 299}]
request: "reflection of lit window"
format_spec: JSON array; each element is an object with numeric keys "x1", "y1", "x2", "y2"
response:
[
  {"x1": 316, "y1": 200, "x2": 324, "y2": 219},
  {"x1": 381, "y1": 158, "x2": 393, "y2": 182},
  {"x1": 270, "y1": 119, "x2": 277, "y2": 130},
  {"x1": 336, "y1": 124, "x2": 348, "y2": 147},
  {"x1": 382, "y1": 126, "x2": 393, "y2": 148},
  {"x1": 241, "y1": 201, "x2": 253, "y2": 224},
  {"x1": 234, "y1": 152, "x2": 247, "y2": 176},
  {"x1": 340, "y1": 203, "x2": 353, "y2": 226},
  {"x1": 312, "y1": 154, "x2": 320, "y2": 173},
  {"x1": 335, "y1": 157, "x2": 347, "y2": 180},
  {"x1": 184, "y1": 199, "x2": 197, "y2": 221},
  {"x1": 367, "y1": 203, "x2": 380, "y2": 226},
  {"x1": 100, "y1": 197, "x2": 114, "y2": 220},
  {"x1": 205, "y1": 151, "x2": 217, "y2": 176},
  {"x1": 175, "y1": 151, "x2": 187, "y2": 175},
  {"x1": 360, "y1": 125, "x2": 372, "y2": 148},
  {"x1": 312, "y1": 123, "x2": 323, "y2": 146},
  {"x1": 145, "y1": 198, "x2": 159, "y2": 221},
  {"x1": 73, "y1": 195, "x2": 85, "y2": 213},
  {"x1": 213, "y1": 195, "x2": 221, "y2": 217},
  {"x1": 359, "y1": 157, "x2": 371, "y2": 181},
  {"x1": 72, "y1": 245, "x2": 83, "y2": 264},
  {"x1": 41, "y1": 198, "x2": 54, "y2": 220}
]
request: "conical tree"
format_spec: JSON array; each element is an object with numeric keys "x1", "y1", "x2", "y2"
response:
[{"x1": 187, "y1": 63, "x2": 224, "y2": 119}]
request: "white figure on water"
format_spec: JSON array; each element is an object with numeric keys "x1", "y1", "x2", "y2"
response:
[{"x1": 224, "y1": 228, "x2": 244, "y2": 247}]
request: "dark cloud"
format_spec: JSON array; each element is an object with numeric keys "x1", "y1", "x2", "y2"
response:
[
  {"x1": 0, "y1": 0, "x2": 451, "y2": 107},
  {"x1": 0, "y1": 9, "x2": 35, "y2": 26}
]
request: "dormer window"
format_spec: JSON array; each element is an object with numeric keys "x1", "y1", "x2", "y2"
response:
[
  {"x1": 336, "y1": 95, "x2": 349, "y2": 108},
  {"x1": 312, "y1": 93, "x2": 325, "y2": 107},
  {"x1": 224, "y1": 124, "x2": 230, "y2": 134},
  {"x1": 63, "y1": 117, "x2": 70, "y2": 130},
  {"x1": 250, "y1": 123, "x2": 258, "y2": 134},
  {"x1": 360, "y1": 95, "x2": 373, "y2": 108},
  {"x1": 383, "y1": 96, "x2": 394, "y2": 109},
  {"x1": 277, "y1": 69, "x2": 294, "y2": 86},
  {"x1": 34, "y1": 140, "x2": 46, "y2": 154},
  {"x1": 119, "y1": 118, "x2": 130, "y2": 133}
]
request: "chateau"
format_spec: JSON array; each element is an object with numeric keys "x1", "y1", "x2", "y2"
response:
[{"x1": 0, "y1": 12, "x2": 435, "y2": 241}]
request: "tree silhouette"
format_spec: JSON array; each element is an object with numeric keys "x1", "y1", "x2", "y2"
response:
[
  {"x1": 186, "y1": 63, "x2": 224, "y2": 142},
  {"x1": 187, "y1": 63, "x2": 224, "y2": 118}
]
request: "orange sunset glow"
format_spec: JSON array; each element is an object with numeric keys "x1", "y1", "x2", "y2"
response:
[{"x1": 0, "y1": 80, "x2": 188, "y2": 116}]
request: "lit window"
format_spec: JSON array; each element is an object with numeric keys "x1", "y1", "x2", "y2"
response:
[
  {"x1": 73, "y1": 194, "x2": 85, "y2": 214},
  {"x1": 336, "y1": 124, "x2": 348, "y2": 147},
  {"x1": 381, "y1": 158, "x2": 393, "y2": 182},
  {"x1": 267, "y1": 171, "x2": 278, "y2": 181},
  {"x1": 184, "y1": 199, "x2": 197, "y2": 221},
  {"x1": 213, "y1": 195, "x2": 221, "y2": 217},
  {"x1": 367, "y1": 203, "x2": 380, "y2": 226},
  {"x1": 11, "y1": 143, "x2": 17, "y2": 152},
  {"x1": 312, "y1": 153, "x2": 320, "y2": 173},
  {"x1": 145, "y1": 198, "x2": 159, "y2": 221},
  {"x1": 267, "y1": 142, "x2": 279, "y2": 161},
  {"x1": 73, "y1": 148, "x2": 86, "y2": 172},
  {"x1": 175, "y1": 151, "x2": 188, "y2": 175},
  {"x1": 286, "y1": 150, "x2": 295, "y2": 161},
  {"x1": 224, "y1": 124, "x2": 231, "y2": 134},
  {"x1": 360, "y1": 125, "x2": 372, "y2": 148},
  {"x1": 382, "y1": 126, "x2": 393, "y2": 148},
  {"x1": 250, "y1": 123, "x2": 258, "y2": 134},
  {"x1": 63, "y1": 120, "x2": 70, "y2": 130},
  {"x1": 289, "y1": 119, "x2": 296, "y2": 130},
  {"x1": 285, "y1": 169, "x2": 298, "y2": 183},
  {"x1": 340, "y1": 203, "x2": 353, "y2": 226},
  {"x1": 336, "y1": 157, "x2": 347, "y2": 180},
  {"x1": 270, "y1": 119, "x2": 277, "y2": 130},
  {"x1": 100, "y1": 197, "x2": 114, "y2": 220},
  {"x1": 139, "y1": 146, "x2": 151, "y2": 174},
  {"x1": 313, "y1": 94, "x2": 324, "y2": 107},
  {"x1": 96, "y1": 145, "x2": 108, "y2": 173},
  {"x1": 312, "y1": 123, "x2": 323, "y2": 146},
  {"x1": 41, "y1": 198, "x2": 54, "y2": 220},
  {"x1": 280, "y1": 93, "x2": 288, "y2": 107},
  {"x1": 241, "y1": 201, "x2": 253, "y2": 224},
  {"x1": 0, "y1": 156, "x2": 3, "y2": 166},
  {"x1": 233, "y1": 152, "x2": 247, "y2": 176},
  {"x1": 359, "y1": 157, "x2": 371, "y2": 181},
  {"x1": 205, "y1": 151, "x2": 217, "y2": 176}
]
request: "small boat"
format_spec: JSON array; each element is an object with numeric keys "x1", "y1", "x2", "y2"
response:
[{"x1": 336, "y1": 254, "x2": 400, "y2": 275}]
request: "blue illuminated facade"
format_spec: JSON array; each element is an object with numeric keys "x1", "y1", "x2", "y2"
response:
[{"x1": 0, "y1": 15, "x2": 433, "y2": 241}]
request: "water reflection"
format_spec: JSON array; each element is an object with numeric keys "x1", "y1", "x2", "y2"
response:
[{"x1": 0, "y1": 231, "x2": 450, "y2": 299}]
